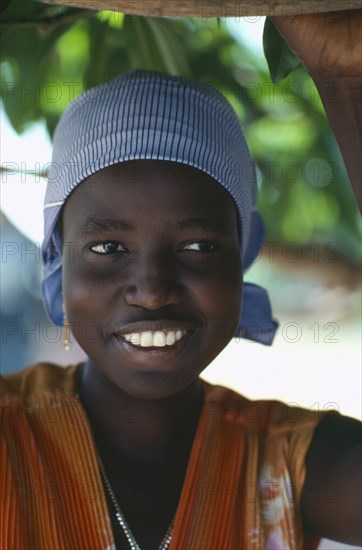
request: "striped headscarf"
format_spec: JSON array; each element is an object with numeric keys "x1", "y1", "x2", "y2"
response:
[{"x1": 42, "y1": 70, "x2": 278, "y2": 344}]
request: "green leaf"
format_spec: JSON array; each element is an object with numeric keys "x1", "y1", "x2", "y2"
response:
[
  {"x1": 263, "y1": 17, "x2": 301, "y2": 83},
  {"x1": 123, "y1": 16, "x2": 160, "y2": 71},
  {"x1": 145, "y1": 18, "x2": 190, "y2": 76}
]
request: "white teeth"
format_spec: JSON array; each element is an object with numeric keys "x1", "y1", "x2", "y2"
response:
[
  {"x1": 140, "y1": 331, "x2": 153, "y2": 347},
  {"x1": 166, "y1": 332, "x2": 176, "y2": 345},
  {"x1": 153, "y1": 331, "x2": 166, "y2": 347},
  {"x1": 124, "y1": 333, "x2": 141, "y2": 345},
  {"x1": 121, "y1": 330, "x2": 186, "y2": 348}
]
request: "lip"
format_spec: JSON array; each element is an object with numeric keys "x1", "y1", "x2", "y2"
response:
[{"x1": 111, "y1": 319, "x2": 198, "y2": 336}]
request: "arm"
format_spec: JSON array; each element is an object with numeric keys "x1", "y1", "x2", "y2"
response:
[
  {"x1": 316, "y1": 78, "x2": 361, "y2": 209},
  {"x1": 300, "y1": 413, "x2": 362, "y2": 544},
  {"x1": 270, "y1": 13, "x2": 362, "y2": 542},
  {"x1": 271, "y1": 12, "x2": 362, "y2": 211}
]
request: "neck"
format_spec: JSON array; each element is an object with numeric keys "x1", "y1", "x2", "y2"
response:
[{"x1": 77, "y1": 360, "x2": 204, "y2": 465}]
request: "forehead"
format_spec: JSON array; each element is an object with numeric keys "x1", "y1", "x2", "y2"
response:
[{"x1": 62, "y1": 160, "x2": 239, "y2": 233}]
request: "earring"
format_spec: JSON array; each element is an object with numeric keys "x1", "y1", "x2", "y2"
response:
[{"x1": 62, "y1": 303, "x2": 71, "y2": 351}]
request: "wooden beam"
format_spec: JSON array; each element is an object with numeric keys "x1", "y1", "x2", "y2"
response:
[{"x1": 37, "y1": 0, "x2": 362, "y2": 17}]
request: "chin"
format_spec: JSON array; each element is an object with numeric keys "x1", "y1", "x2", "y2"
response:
[
  {"x1": 117, "y1": 371, "x2": 199, "y2": 401},
  {"x1": 93, "y1": 354, "x2": 200, "y2": 401}
]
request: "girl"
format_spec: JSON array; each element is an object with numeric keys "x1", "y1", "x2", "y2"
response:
[{"x1": 1, "y1": 13, "x2": 361, "y2": 550}]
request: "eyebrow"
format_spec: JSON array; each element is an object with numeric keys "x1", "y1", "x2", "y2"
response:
[
  {"x1": 172, "y1": 217, "x2": 233, "y2": 235},
  {"x1": 77, "y1": 217, "x2": 135, "y2": 236},
  {"x1": 77, "y1": 216, "x2": 233, "y2": 237}
]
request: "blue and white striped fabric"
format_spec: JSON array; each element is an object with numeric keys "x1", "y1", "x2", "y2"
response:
[{"x1": 42, "y1": 70, "x2": 278, "y2": 344}]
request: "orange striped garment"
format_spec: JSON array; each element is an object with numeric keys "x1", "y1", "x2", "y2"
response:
[{"x1": 1, "y1": 363, "x2": 322, "y2": 549}]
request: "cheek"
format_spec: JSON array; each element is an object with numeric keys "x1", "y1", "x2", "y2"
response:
[
  {"x1": 61, "y1": 253, "x2": 115, "y2": 324},
  {"x1": 188, "y1": 261, "x2": 243, "y2": 336},
  {"x1": 62, "y1": 277, "x2": 110, "y2": 358},
  {"x1": 62, "y1": 246, "x2": 126, "y2": 292}
]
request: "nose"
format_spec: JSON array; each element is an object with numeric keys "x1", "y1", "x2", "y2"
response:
[{"x1": 124, "y1": 253, "x2": 182, "y2": 310}]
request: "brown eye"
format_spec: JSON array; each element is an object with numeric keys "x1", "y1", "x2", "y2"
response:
[
  {"x1": 90, "y1": 241, "x2": 126, "y2": 254},
  {"x1": 181, "y1": 241, "x2": 217, "y2": 252}
]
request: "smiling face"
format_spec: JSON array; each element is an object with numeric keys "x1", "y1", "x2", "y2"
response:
[{"x1": 62, "y1": 160, "x2": 243, "y2": 399}]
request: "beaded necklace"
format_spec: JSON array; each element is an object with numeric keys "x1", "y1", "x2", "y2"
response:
[{"x1": 97, "y1": 453, "x2": 174, "y2": 550}]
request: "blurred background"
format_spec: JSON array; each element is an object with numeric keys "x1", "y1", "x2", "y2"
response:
[{"x1": 1, "y1": 8, "x2": 361, "y2": 549}]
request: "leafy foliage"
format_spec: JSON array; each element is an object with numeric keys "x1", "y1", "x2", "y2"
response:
[
  {"x1": 0, "y1": 0, "x2": 91, "y2": 24},
  {"x1": 0, "y1": 5, "x2": 360, "y2": 263}
]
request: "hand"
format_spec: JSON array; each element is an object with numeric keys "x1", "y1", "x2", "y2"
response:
[{"x1": 271, "y1": 10, "x2": 362, "y2": 83}]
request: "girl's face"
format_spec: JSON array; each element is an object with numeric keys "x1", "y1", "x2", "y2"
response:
[{"x1": 62, "y1": 160, "x2": 243, "y2": 399}]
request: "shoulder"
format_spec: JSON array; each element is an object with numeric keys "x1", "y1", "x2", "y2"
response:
[
  {"x1": 201, "y1": 382, "x2": 332, "y2": 547},
  {"x1": 202, "y1": 381, "x2": 333, "y2": 499},
  {"x1": 201, "y1": 380, "x2": 326, "y2": 436},
  {"x1": 1, "y1": 363, "x2": 85, "y2": 449},
  {"x1": 0, "y1": 362, "x2": 82, "y2": 402}
]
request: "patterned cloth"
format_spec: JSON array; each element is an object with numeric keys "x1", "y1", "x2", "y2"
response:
[{"x1": 1, "y1": 363, "x2": 323, "y2": 549}]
